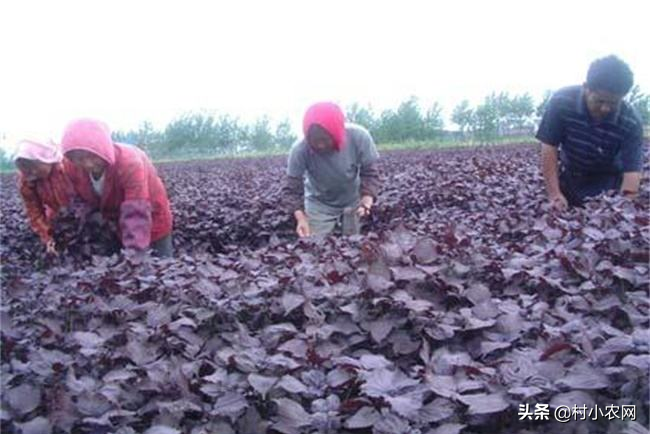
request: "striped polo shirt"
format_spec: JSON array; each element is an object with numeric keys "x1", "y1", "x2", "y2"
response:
[{"x1": 536, "y1": 85, "x2": 644, "y2": 175}]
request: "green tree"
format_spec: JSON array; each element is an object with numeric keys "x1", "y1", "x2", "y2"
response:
[
  {"x1": 452, "y1": 100, "x2": 474, "y2": 138},
  {"x1": 507, "y1": 93, "x2": 535, "y2": 131},
  {"x1": 395, "y1": 96, "x2": 426, "y2": 141},
  {"x1": 374, "y1": 109, "x2": 397, "y2": 143},
  {"x1": 347, "y1": 103, "x2": 377, "y2": 131},
  {"x1": 374, "y1": 96, "x2": 427, "y2": 143},
  {"x1": 247, "y1": 116, "x2": 275, "y2": 152},
  {"x1": 212, "y1": 115, "x2": 247, "y2": 154},
  {"x1": 473, "y1": 94, "x2": 499, "y2": 143},
  {"x1": 163, "y1": 112, "x2": 224, "y2": 157},
  {"x1": 493, "y1": 92, "x2": 511, "y2": 134},
  {"x1": 274, "y1": 119, "x2": 297, "y2": 151},
  {"x1": 113, "y1": 121, "x2": 163, "y2": 156},
  {"x1": 423, "y1": 102, "x2": 444, "y2": 139}
]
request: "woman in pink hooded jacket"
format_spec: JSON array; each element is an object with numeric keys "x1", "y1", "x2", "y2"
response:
[{"x1": 61, "y1": 118, "x2": 174, "y2": 257}]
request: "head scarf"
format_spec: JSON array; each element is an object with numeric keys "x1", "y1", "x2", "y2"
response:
[
  {"x1": 302, "y1": 102, "x2": 346, "y2": 151},
  {"x1": 14, "y1": 139, "x2": 63, "y2": 164}
]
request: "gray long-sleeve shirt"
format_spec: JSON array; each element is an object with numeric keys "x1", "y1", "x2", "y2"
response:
[{"x1": 283, "y1": 123, "x2": 380, "y2": 213}]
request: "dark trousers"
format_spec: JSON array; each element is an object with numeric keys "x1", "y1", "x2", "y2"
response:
[
  {"x1": 559, "y1": 169, "x2": 621, "y2": 207},
  {"x1": 151, "y1": 233, "x2": 174, "y2": 258}
]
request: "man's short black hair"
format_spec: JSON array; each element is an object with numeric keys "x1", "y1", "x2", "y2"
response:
[{"x1": 586, "y1": 55, "x2": 634, "y2": 95}]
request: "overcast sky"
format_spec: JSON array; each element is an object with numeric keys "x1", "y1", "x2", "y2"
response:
[{"x1": 1, "y1": 0, "x2": 648, "y2": 152}]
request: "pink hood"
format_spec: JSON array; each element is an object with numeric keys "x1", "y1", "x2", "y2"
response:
[
  {"x1": 302, "y1": 102, "x2": 346, "y2": 151},
  {"x1": 61, "y1": 118, "x2": 115, "y2": 165}
]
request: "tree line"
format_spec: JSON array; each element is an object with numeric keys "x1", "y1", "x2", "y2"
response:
[
  {"x1": 1, "y1": 86, "x2": 648, "y2": 168},
  {"x1": 113, "y1": 85, "x2": 649, "y2": 158},
  {"x1": 112, "y1": 115, "x2": 298, "y2": 160}
]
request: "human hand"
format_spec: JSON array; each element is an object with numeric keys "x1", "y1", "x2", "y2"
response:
[
  {"x1": 356, "y1": 195, "x2": 374, "y2": 217},
  {"x1": 295, "y1": 211, "x2": 311, "y2": 238},
  {"x1": 549, "y1": 192, "x2": 568, "y2": 211},
  {"x1": 45, "y1": 239, "x2": 58, "y2": 256}
]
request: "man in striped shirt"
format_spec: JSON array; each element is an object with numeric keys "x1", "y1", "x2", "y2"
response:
[{"x1": 537, "y1": 55, "x2": 644, "y2": 209}]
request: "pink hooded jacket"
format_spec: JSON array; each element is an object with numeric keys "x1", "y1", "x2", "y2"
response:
[{"x1": 61, "y1": 119, "x2": 173, "y2": 250}]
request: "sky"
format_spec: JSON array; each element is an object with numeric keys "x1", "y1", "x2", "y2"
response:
[{"x1": 1, "y1": 0, "x2": 648, "y2": 153}]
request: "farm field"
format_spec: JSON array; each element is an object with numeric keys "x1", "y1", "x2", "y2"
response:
[{"x1": 1, "y1": 143, "x2": 648, "y2": 434}]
